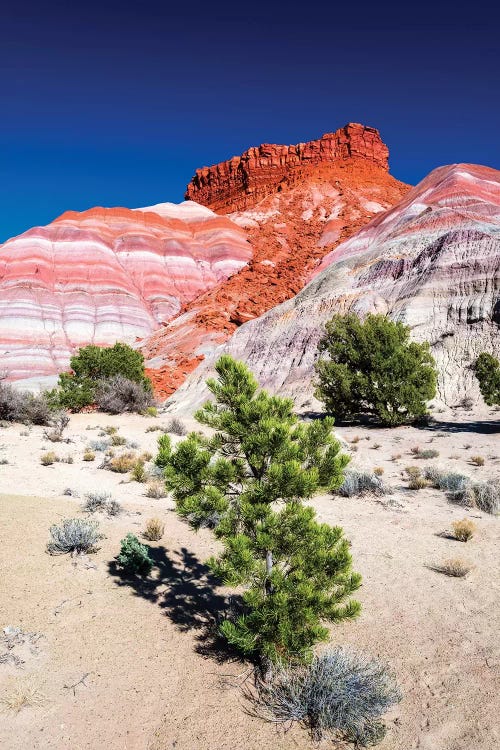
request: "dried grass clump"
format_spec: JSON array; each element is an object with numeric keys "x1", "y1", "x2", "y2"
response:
[
  {"x1": 166, "y1": 417, "x2": 187, "y2": 436},
  {"x1": 409, "y1": 476, "x2": 427, "y2": 490},
  {"x1": 373, "y1": 467, "x2": 384, "y2": 476},
  {"x1": 145, "y1": 481, "x2": 167, "y2": 499},
  {"x1": 337, "y1": 471, "x2": 390, "y2": 498},
  {"x1": 454, "y1": 481, "x2": 500, "y2": 515},
  {"x1": 470, "y1": 455, "x2": 485, "y2": 466},
  {"x1": 418, "y1": 449, "x2": 439, "y2": 459},
  {"x1": 108, "y1": 452, "x2": 137, "y2": 473},
  {"x1": 405, "y1": 466, "x2": 421, "y2": 479},
  {"x1": 143, "y1": 518, "x2": 164, "y2": 541},
  {"x1": 47, "y1": 518, "x2": 103, "y2": 555},
  {"x1": 256, "y1": 648, "x2": 401, "y2": 746},
  {"x1": 83, "y1": 451, "x2": 95, "y2": 462},
  {"x1": 40, "y1": 451, "x2": 58, "y2": 466},
  {"x1": 431, "y1": 558, "x2": 471, "y2": 577},
  {"x1": 1, "y1": 678, "x2": 46, "y2": 712},
  {"x1": 451, "y1": 519, "x2": 476, "y2": 542}
]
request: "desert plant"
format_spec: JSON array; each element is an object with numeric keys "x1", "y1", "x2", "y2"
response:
[
  {"x1": 40, "y1": 451, "x2": 58, "y2": 466},
  {"x1": 256, "y1": 648, "x2": 401, "y2": 746},
  {"x1": 43, "y1": 412, "x2": 70, "y2": 442},
  {"x1": 474, "y1": 352, "x2": 500, "y2": 406},
  {"x1": 431, "y1": 558, "x2": 471, "y2": 577},
  {"x1": 405, "y1": 466, "x2": 421, "y2": 479},
  {"x1": 0, "y1": 677, "x2": 47, "y2": 713},
  {"x1": 166, "y1": 417, "x2": 187, "y2": 436},
  {"x1": 89, "y1": 439, "x2": 110, "y2": 452},
  {"x1": 49, "y1": 342, "x2": 153, "y2": 411},
  {"x1": 110, "y1": 434, "x2": 126, "y2": 446},
  {"x1": 108, "y1": 452, "x2": 137, "y2": 473},
  {"x1": 408, "y1": 476, "x2": 427, "y2": 490},
  {"x1": 451, "y1": 519, "x2": 476, "y2": 542},
  {"x1": 155, "y1": 434, "x2": 172, "y2": 468},
  {"x1": 116, "y1": 533, "x2": 153, "y2": 574},
  {"x1": 415, "y1": 449, "x2": 439, "y2": 460},
  {"x1": 0, "y1": 382, "x2": 52, "y2": 425},
  {"x1": 145, "y1": 481, "x2": 167, "y2": 499},
  {"x1": 47, "y1": 518, "x2": 103, "y2": 555},
  {"x1": 470, "y1": 455, "x2": 485, "y2": 466},
  {"x1": 143, "y1": 517, "x2": 164, "y2": 541},
  {"x1": 145, "y1": 424, "x2": 162, "y2": 432},
  {"x1": 161, "y1": 355, "x2": 359, "y2": 667},
  {"x1": 315, "y1": 313, "x2": 437, "y2": 426},
  {"x1": 83, "y1": 451, "x2": 95, "y2": 461},
  {"x1": 144, "y1": 406, "x2": 158, "y2": 417},
  {"x1": 131, "y1": 460, "x2": 147, "y2": 482},
  {"x1": 452, "y1": 481, "x2": 500, "y2": 514},
  {"x1": 337, "y1": 470, "x2": 388, "y2": 497},
  {"x1": 96, "y1": 375, "x2": 154, "y2": 414},
  {"x1": 373, "y1": 466, "x2": 384, "y2": 476},
  {"x1": 391, "y1": 453, "x2": 402, "y2": 461},
  {"x1": 82, "y1": 491, "x2": 121, "y2": 515}
]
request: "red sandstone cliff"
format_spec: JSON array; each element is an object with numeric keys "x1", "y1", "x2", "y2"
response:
[{"x1": 185, "y1": 123, "x2": 389, "y2": 212}]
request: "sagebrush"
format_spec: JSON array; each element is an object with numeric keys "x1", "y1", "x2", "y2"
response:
[{"x1": 47, "y1": 518, "x2": 103, "y2": 555}]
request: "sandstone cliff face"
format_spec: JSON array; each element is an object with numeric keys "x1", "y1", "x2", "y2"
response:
[
  {"x1": 0, "y1": 203, "x2": 250, "y2": 379},
  {"x1": 185, "y1": 123, "x2": 389, "y2": 212},
  {"x1": 144, "y1": 157, "x2": 409, "y2": 396},
  {"x1": 168, "y1": 164, "x2": 500, "y2": 411}
]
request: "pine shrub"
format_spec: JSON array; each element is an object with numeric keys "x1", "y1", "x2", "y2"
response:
[{"x1": 116, "y1": 534, "x2": 153, "y2": 574}]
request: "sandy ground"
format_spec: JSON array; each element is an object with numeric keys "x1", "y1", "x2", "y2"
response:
[{"x1": 0, "y1": 408, "x2": 499, "y2": 750}]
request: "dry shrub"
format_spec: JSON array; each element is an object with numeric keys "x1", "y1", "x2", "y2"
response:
[
  {"x1": 145, "y1": 481, "x2": 167, "y2": 499},
  {"x1": 451, "y1": 519, "x2": 476, "y2": 542},
  {"x1": 40, "y1": 451, "x2": 58, "y2": 466},
  {"x1": 166, "y1": 417, "x2": 187, "y2": 436},
  {"x1": 409, "y1": 476, "x2": 427, "y2": 490},
  {"x1": 0, "y1": 382, "x2": 52, "y2": 425},
  {"x1": 405, "y1": 466, "x2": 421, "y2": 479},
  {"x1": 337, "y1": 471, "x2": 390, "y2": 497},
  {"x1": 143, "y1": 517, "x2": 164, "y2": 541},
  {"x1": 373, "y1": 467, "x2": 384, "y2": 476},
  {"x1": 47, "y1": 518, "x2": 103, "y2": 555},
  {"x1": 96, "y1": 375, "x2": 153, "y2": 414},
  {"x1": 110, "y1": 434, "x2": 126, "y2": 446},
  {"x1": 83, "y1": 451, "x2": 95, "y2": 462},
  {"x1": 470, "y1": 455, "x2": 485, "y2": 466},
  {"x1": 431, "y1": 558, "x2": 471, "y2": 577},
  {"x1": 44, "y1": 412, "x2": 70, "y2": 442},
  {"x1": 391, "y1": 453, "x2": 402, "y2": 461},
  {"x1": 256, "y1": 648, "x2": 401, "y2": 746},
  {"x1": 350, "y1": 435, "x2": 360, "y2": 444},
  {"x1": 108, "y1": 452, "x2": 137, "y2": 473}
]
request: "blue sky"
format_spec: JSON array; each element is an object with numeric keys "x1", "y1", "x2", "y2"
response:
[{"x1": 0, "y1": 0, "x2": 498, "y2": 242}]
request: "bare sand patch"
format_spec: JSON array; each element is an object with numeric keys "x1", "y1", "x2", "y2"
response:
[{"x1": 0, "y1": 410, "x2": 498, "y2": 749}]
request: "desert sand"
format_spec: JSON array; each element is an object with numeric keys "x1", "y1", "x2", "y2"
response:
[{"x1": 0, "y1": 408, "x2": 499, "y2": 750}]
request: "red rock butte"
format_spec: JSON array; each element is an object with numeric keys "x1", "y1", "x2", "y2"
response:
[{"x1": 185, "y1": 123, "x2": 389, "y2": 212}]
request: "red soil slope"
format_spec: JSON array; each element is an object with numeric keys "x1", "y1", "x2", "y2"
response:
[{"x1": 143, "y1": 125, "x2": 410, "y2": 396}]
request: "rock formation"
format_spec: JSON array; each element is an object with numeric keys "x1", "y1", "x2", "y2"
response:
[
  {"x1": 168, "y1": 164, "x2": 500, "y2": 411},
  {"x1": 144, "y1": 127, "x2": 409, "y2": 395},
  {"x1": 0, "y1": 203, "x2": 251, "y2": 380},
  {"x1": 185, "y1": 123, "x2": 389, "y2": 212}
]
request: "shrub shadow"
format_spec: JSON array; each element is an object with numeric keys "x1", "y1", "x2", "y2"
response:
[{"x1": 107, "y1": 545, "x2": 244, "y2": 663}]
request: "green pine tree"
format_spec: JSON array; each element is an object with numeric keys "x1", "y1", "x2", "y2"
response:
[
  {"x1": 315, "y1": 313, "x2": 437, "y2": 426},
  {"x1": 160, "y1": 355, "x2": 361, "y2": 669},
  {"x1": 474, "y1": 352, "x2": 500, "y2": 406}
]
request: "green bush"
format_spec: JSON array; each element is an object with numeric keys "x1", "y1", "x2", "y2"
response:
[
  {"x1": 474, "y1": 352, "x2": 500, "y2": 406},
  {"x1": 49, "y1": 343, "x2": 153, "y2": 411},
  {"x1": 315, "y1": 313, "x2": 437, "y2": 426},
  {"x1": 116, "y1": 534, "x2": 153, "y2": 575},
  {"x1": 161, "y1": 355, "x2": 359, "y2": 668}
]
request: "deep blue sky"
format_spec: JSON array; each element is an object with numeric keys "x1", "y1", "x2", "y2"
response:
[{"x1": 1, "y1": 0, "x2": 498, "y2": 242}]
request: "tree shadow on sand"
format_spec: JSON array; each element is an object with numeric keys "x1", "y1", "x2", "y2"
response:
[{"x1": 107, "y1": 544, "x2": 244, "y2": 664}]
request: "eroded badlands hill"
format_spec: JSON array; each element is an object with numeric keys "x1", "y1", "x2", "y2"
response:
[
  {"x1": 169, "y1": 163, "x2": 500, "y2": 410},
  {"x1": 143, "y1": 124, "x2": 409, "y2": 395},
  {"x1": 0, "y1": 203, "x2": 250, "y2": 379}
]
